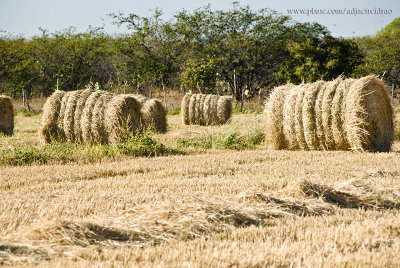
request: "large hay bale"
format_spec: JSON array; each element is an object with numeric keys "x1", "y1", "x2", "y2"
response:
[
  {"x1": 303, "y1": 81, "x2": 324, "y2": 150},
  {"x1": 91, "y1": 93, "x2": 114, "y2": 144},
  {"x1": 63, "y1": 90, "x2": 83, "y2": 142},
  {"x1": 73, "y1": 89, "x2": 93, "y2": 143},
  {"x1": 56, "y1": 91, "x2": 73, "y2": 141},
  {"x1": 217, "y1": 96, "x2": 233, "y2": 125},
  {"x1": 209, "y1": 95, "x2": 219, "y2": 125},
  {"x1": 198, "y1": 94, "x2": 207, "y2": 125},
  {"x1": 265, "y1": 85, "x2": 290, "y2": 149},
  {"x1": 105, "y1": 94, "x2": 142, "y2": 144},
  {"x1": 265, "y1": 75, "x2": 394, "y2": 152},
  {"x1": 345, "y1": 76, "x2": 393, "y2": 152},
  {"x1": 181, "y1": 93, "x2": 192, "y2": 125},
  {"x1": 193, "y1": 94, "x2": 203, "y2": 125},
  {"x1": 294, "y1": 84, "x2": 308, "y2": 150},
  {"x1": 81, "y1": 91, "x2": 105, "y2": 144},
  {"x1": 188, "y1": 94, "x2": 198, "y2": 125},
  {"x1": 314, "y1": 82, "x2": 327, "y2": 150},
  {"x1": 331, "y1": 79, "x2": 355, "y2": 150},
  {"x1": 321, "y1": 79, "x2": 341, "y2": 149},
  {"x1": 203, "y1": 94, "x2": 213, "y2": 125},
  {"x1": 141, "y1": 99, "x2": 167, "y2": 133},
  {"x1": 39, "y1": 91, "x2": 66, "y2": 144},
  {"x1": 282, "y1": 87, "x2": 299, "y2": 149},
  {"x1": 0, "y1": 95, "x2": 14, "y2": 136}
]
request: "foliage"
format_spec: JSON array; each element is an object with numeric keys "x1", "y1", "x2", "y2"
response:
[{"x1": 356, "y1": 17, "x2": 400, "y2": 92}]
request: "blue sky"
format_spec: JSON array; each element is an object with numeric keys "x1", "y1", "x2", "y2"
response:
[{"x1": 0, "y1": 0, "x2": 398, "y2": 38}]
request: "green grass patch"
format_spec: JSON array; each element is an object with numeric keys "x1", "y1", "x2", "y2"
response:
[
  {"x1": 167, "y1": 106, "x2": 181, "y2": 115},
  {"x1": 0, "y1": 133, "x2": 182, "y2": 166},
  {"x1": 175, "y1": 129, "x2": 264, "y2": 150}
]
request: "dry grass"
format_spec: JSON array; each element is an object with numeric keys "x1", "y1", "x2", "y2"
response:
[{"x1": 1, "y1": 100, "x2": 400, "y2": 266}]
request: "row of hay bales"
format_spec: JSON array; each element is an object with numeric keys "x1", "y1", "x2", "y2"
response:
[
  {"x1": 0, "y1": 95, "x2": 14, "y2": 136},
  {"x1": 181, "y1": 93, "x2": 233, "y2": 125},
  {"x1": 264, "y1": 75, "x2": 394, "y2": 152},
  {"x1": 39, "y1": 89, "x2": 167, "y2": 144}
]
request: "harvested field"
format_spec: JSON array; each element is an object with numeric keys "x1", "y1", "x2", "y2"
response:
[{"x1": 1, "y1": 100, "x2": 400, "y2": 267}]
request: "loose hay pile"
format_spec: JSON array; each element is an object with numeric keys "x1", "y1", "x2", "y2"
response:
[
  {"x1": 0, "y1": 95, "x2": 14, "y2": 136},
  {"x1": 39, "y1": 90, "x2": 167, "y2": 144},
  {"x1": 181, "y1": 93, "x2": 232, "y2": 125},
  {"x1": 264, "y1": 76, "x2": 394, "y2": 152}
]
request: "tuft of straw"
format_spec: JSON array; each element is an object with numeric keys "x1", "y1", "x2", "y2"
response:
[{"x1": 0, "y1": 95, "x2": 14, "y2": 136}]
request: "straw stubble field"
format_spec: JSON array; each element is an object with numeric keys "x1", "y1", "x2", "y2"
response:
[{"x1": 1, "y1": 107, "x2": 400, "y2": 266}]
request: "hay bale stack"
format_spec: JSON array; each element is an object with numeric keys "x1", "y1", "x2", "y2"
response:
[
  {"x1": 181, "y1": 93, "x2": 232, "y2": 126},
  {"x1": 0, "y1": 95, "x2": 14, "y2": 136},
  {"x1": 41, "y1": 90, "x2": 153, "y2": 144},
  {"x1": 264, "y1": 76, "x2": 394, "y2": 152},
  {"x1": 105, "y1": 94, "x2": 142, "y2": 144},
  {"x1": 39, "y1": 91, "x2": 66, "y2": 143}
]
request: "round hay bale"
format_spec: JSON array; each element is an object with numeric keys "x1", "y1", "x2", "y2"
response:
[
  {"x1": 345, "y1": 76, "x2": 393, "y2": 152},
  {"x1": 105, "y1": 94, "x2": 142, "y2": 144},
  {"x1": 332, "y1": 79, "x2": 355, "y2": 150},
  {"x1": 198, "y1": 94, "x2": 207, "y2": 125},
  {"x1": 203, "y1": 94, "x2": 213, "y2": 125},
  {"x1": 282, "y1": 86, "x2": 299, "y2": 149},
  {"x1": 265, "y1": 85, "x2": 291, "y2": 149},
  {"x1": 73, "y1": 88, "x2": 93, "y2": 143},
  {"x1": 81, "y1": 91, "x2": 105, "y2": 144},
  {"x1": 209, "y1": 95, "x2": 219, "y2": 125},
  {"x1": 302, "y1": 81, "x2": 324, "y2": 150},
  {"x1": 194, "y1": 94, "x2": 204, "y2": 125},
  {"x1": 56, "y1": 91, "x2": 73, "y2": 141},
  {"x1": 181, "y1": 93, "x2": 192, "y2": 125},
  {"x1": 141, "y1": 99, "x2": 167, "y2": 133},
  {"x1": 314, "y1": 82, "x2": 328, "y2": 150},
  {"x1": 321, "y1": 79, "x2": 341, "y2": 149},
  {"x1": 217, "y1": 96, "x2": 233, "y2": 125},
  {"x1": 132, "y1": 94, "x2": 148, "y2": 104},
  {"x1": 63, "y1": 90, "x2": 83, "y2": 142},
  {"x1": 0, "y1": 95, "x2": 14, "y2": 136},
  {"x1": 91, "y1": 93, "x2": 114, "y2": 144},
  {"x1": 294, "y1": 84, "x2": 308, "y2": 150},
  {"x1": 188, "y1": 94, "x2": 198, "y2": 125},
  {"x1": 39, "y1": 91, "x2": 66, "y2": 144}
]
